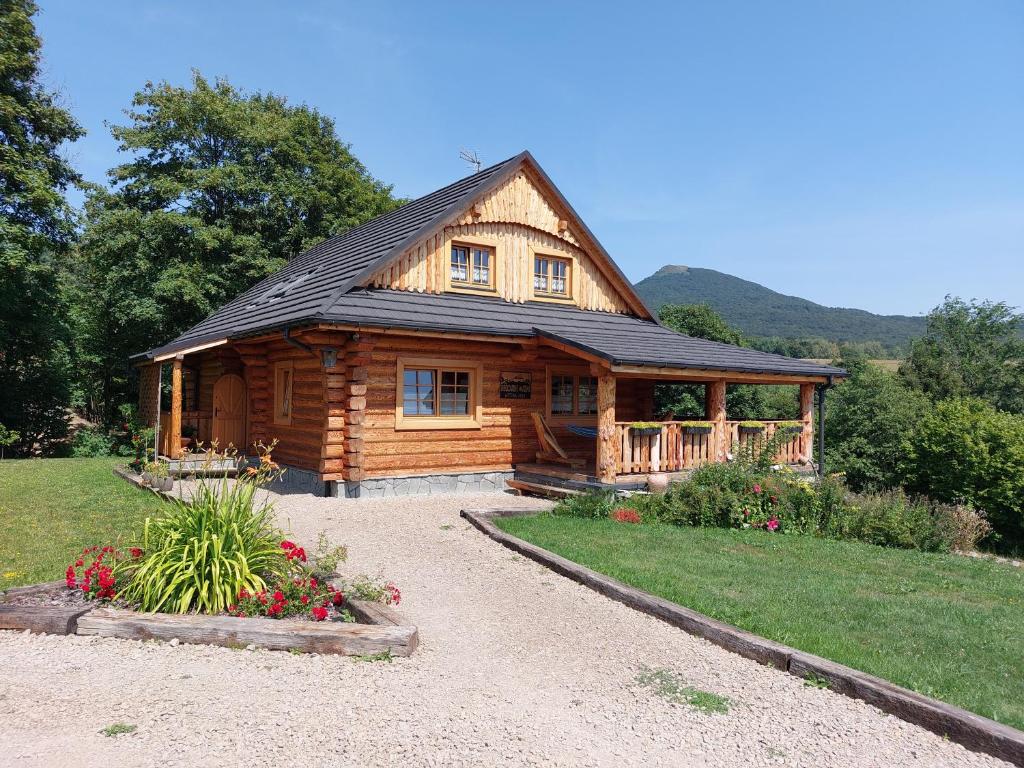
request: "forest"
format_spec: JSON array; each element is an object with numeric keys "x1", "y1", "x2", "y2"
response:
[{"x1": 2, "y1": 1, "x2": 1022, "y2": 552}]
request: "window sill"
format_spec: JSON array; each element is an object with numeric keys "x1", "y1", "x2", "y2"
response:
[
  {"x1": 395, "y1": 416, "x2": 482, "y2": 431},
  {"x1": 448, "y1": 284, "x2": 498, "y2": 296}
]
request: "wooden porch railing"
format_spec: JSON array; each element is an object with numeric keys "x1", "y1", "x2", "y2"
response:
[{"x1": 613, "y1": 420, "x2": 807, "y2": 475}]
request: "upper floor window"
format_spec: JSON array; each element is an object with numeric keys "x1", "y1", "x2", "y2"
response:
[
  {"x1": 534, "y1": 256, "x2": 571, "y2": 298},
  {"x1": 451, "y1": 244, "x2": 493, "y2": 289}
]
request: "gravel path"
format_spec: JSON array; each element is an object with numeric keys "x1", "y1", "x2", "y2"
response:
[{"x1": 0, "y1": 490, "x2": 1011, "y2": 768}]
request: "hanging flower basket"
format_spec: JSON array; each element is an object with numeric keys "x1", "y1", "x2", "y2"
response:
[
  {"x1": 737, "y1": 421, "x2": 765, "y2": 434},
  {"x1": 776, "y1": 421, "x2": 804, "y2": 436},
  {"x1": 630, "y1": 422, "x2": 662, "y2": 437},
  {"x1": 679, "y1": 421, "x2": 713, "y2": 435}
]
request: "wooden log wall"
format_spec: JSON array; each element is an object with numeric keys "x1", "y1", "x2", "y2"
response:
[
  {"x1": 361, "y1": 336, "x2": 610, "y2": 478},
  {"x1": 235, "y1": 337, "x2": 326, "y2": 472},
  {"x1": 367, "y1": 170, "x2": 633, "y2": 314}
]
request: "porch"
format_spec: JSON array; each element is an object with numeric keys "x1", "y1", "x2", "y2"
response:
[{"x1": 515, "y1": 374, "x2": 822, "y2": 493}]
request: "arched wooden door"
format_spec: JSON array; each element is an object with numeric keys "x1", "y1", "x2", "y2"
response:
[{"x1": 212, "y1": 374, "x2": 246, "y2": 450}]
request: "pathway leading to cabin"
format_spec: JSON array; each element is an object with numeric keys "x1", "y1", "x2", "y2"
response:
[{"x1": 0, "y1": 491, "x2": 1011, "y2": 767}]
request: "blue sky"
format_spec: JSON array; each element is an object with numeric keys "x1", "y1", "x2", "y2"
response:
[{"x1": 35, "y1": 1, "x2": 1024, "y2": 315}]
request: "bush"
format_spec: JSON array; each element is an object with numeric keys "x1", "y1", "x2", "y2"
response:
[
  {"x1": 902, "y1": 398, "x2": 1024, "y2": 552},
  {"x1": 70, "y1": 426, "x2": 115, "y2": 457},
  {"x1": 117, "y1": 453, "x2": 290, "y2": 613},
  {"x1": 554, "y1": 462, "x2": 985, "y2": 555}
]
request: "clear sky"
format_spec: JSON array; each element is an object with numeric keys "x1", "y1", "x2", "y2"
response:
[{"x1": 33, "y1": 1, "x2": 1024, "y2": 315}]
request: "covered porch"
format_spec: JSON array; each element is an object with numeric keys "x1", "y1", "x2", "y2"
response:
[{"x1": 516, "y1": 361, "x2": 828, "y2": 493}]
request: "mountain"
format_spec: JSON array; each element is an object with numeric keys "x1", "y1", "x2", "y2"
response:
[{"x1": 633, "y1": 265, "x2": 926, "y2": 350}]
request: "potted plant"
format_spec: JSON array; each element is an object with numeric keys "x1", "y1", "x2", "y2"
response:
[
  {"x1": 679, "y1": 420, "x2": 713, "y2": 435},
  {"x1": 143, "y1": 460, "x2": 173, "y2": 491},
  {"x1": 737, "y1": 420, "x2": 765, "y2": 434},
  {"x1": 776, "y1": 420, "x2": 803, "y2": 436},
  {"x1": 630, "y1": 421, "x2": 663, "y2": 437}
]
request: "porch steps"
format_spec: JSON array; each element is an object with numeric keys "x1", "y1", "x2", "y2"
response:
[{"x1": 505, "y1": 479, "x2": 582, "y2": 499}]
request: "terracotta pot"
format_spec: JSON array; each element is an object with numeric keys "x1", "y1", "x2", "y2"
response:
[{"x1": 647, "y1": 473, "x2": 669, "y2": 494}]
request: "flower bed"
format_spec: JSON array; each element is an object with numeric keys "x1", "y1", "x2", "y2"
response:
[{"x1": 2, "y1": 443, "x2": 416, "y2": 655}]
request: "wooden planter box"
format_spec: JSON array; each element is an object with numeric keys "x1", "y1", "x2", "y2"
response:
[
  {"x1": 0, "y1": 582, "x2": 418, "y2": 656},
  {"x1": 683, "y1": 426, "x2": 713, "y2": 435},
  {"x1": 738, "y1": 426, "x2": 765, "y2": 434},
  {"x1": 630, "y1": 426, "x2": 662, "y2": 437}
]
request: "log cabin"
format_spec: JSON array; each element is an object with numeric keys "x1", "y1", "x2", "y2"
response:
[{"x1": 132, "y1": 152, "x2": 846, "y2": 497}]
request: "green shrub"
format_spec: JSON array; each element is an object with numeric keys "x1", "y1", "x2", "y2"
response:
[
  {"x1": 70, "y1": 427, "x2": 115, "y2": 457},
  {"x1": 552, "y1": 491, "x2": 618, "y2": 519},
  {"x1": 117, "y1": 459, "x2": 289, "y2": 614},
  {"x1": 902, "y1": 398, "x2": 1024, "y2": 552}
]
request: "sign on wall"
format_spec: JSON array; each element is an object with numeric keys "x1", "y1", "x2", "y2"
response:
[{"x1": 499, "y1": 371, "x2": 532, "y2": 399}]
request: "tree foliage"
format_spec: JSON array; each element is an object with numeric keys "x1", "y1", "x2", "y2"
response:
[
  {"x1": 900, "y1": 297, "x2": 1024, "y2": 414},
  {"x1": 902, "y1": 398, "x2": 1024, "y2": 553},
  {"x1": 0, "y1": 0, "x2": 84, "y2": 454},
  {"x1": 655, "y1": 303, "x2": 798, "y2": 420},
  {"x1": 824, "y1": 353, "x2": 930, "y2": 492},
  {"x1": 71, "y1": 72, "x2": 401, "y2": 422}
]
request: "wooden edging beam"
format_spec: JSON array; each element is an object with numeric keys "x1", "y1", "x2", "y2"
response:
[{"x1": 459, "y1": 508, "x2": 1024, "y2": 768}]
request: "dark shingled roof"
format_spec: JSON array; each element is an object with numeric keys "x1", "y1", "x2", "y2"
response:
[{"x1": 136, "y1": 152, "x2": 844, "y2": 379}]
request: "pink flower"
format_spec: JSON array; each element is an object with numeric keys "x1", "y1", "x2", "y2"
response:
[
  {"x1": 752, "y1": 484, "x2": 762, "y2": 494},
  {"x1": 767, "y1": 517, "x2": 779, "y2": 532}
]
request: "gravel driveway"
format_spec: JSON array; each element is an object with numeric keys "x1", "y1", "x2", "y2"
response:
[{"x1": 0, "y1": 489, "x2": 1011, "y2": 768}]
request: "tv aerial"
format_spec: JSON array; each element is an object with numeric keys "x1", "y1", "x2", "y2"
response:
[{"x1": 459, "y1": 149, "x2": 482, "y2": 173}]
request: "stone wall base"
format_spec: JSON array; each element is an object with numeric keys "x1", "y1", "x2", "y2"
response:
[
  {"x1": 331, "y1": 471, "x2": 513, "y2": 499},
  {"x1": 241, "y1": 460, "x2": 327, "y2": 496}
]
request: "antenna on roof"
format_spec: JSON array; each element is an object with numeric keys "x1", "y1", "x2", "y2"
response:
[{"x1": 459, "y1": 149, "x2": 482, "y2": 173}]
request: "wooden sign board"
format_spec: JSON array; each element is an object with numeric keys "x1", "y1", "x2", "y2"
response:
[{"x1": 499, "y1": 371, "x2": 532, "y2": 399}]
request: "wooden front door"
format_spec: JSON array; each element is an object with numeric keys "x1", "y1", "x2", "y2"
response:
[{"x1": 212, "y1": 374, "x2": 246, "y2": 450}]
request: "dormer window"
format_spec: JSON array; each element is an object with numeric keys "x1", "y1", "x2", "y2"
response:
[
  {"x1": 534, "y1": 256, "x2": 571, "y2": 298},
  {"x1": 450, "y1": 244, "x2": 493, "y2": 289}
]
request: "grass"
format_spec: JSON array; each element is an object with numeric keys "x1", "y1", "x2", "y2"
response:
[
  {"x1": 496, "y1": 514, "x2": 1024, "y2": 730},
  {"x1": 100, "y1": 723, "x2": 137, "y2": 737},
  {"x1": 0, "y1": 457, "x2": 166, "y2": 588},
  {"x1": 635, "y1": 666, "x2": 730, "y2": 713}
]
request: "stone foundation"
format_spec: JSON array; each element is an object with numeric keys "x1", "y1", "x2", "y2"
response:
[
  {"x1": 331, "y1": 471, "x2": 513, "y2": 499},
  {"x1": 240, "y1": 460, "x2": 327, "y2": 496}
]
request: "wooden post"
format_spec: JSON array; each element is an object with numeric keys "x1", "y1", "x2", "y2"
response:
[
  {"x1": 799, "y1": 382, "x2": 815, "y2": 463},
  {"x1": 705, "y1": 380, "x2": 727, "y2": 462},
  {"x1": 170, "y1": 356, "x2": 183, "y2": 460},
  {"x1": 596, "y1": 372, "x2": 617, "y2": 484}
]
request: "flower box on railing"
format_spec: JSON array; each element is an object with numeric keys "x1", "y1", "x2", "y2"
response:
[
  {"x1": 679, "y1": 421, "x2": 713, "y2": 435},
  {"x1": 775, "y1": 421, "x2": 804, "y2": 436},
  {"x1": 629, "y1": 422, "x2": 663, "y2": 437},
  {"x1": 737, "y1": 421, "x2": 766, "y2": 434}
]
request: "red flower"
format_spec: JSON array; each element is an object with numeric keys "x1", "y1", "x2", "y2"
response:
[
  {"x1": 611, "y1": 508, "x2": 641, "y2": 524},
  {"x1": 130, "y1": 547, "x2": 143, "y2": 559},
  {"x1": 273, "y1": 590, "x2": 285, "y2": 602},
  {"x1": 286, "y1": 547, "x2": 307, "y2": 562},
  {"x1": 74, "y1": 559, "x2": 84, "y2": 567},
  {"x1": 767, "y1": 517, "x2": 780, "y2": 532},
  {"x1": 300, "y1": 594, "x2": 310, "y2": 605},
  {"x1": 331, "y1": 591, "x2": 344, "y2": 606},
  {"x1": 311, "y1": 606, "x2": 328, "y2": 621},
  {"x1": 386, "y1": 583, "x2": 401, "y2": 606},
  {"x1": 309, "y1": 578, "x2": 317, "y2": 589},
  {"x1": 280, "y1": 540, "x2": 296, "y2": 550}
]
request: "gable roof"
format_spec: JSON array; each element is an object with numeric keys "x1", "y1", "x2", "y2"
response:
[{"x1": 137, "y1": 152, "x2": 652, "y2": 359}]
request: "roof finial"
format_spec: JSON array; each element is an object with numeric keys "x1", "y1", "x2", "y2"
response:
[{"x1": 459, "y1": 148, "x2": 482, "y2": 174}]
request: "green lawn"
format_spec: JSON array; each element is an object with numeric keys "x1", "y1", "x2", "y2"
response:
[
  {"x1": 0, "y1": 458, "x2": 166, "y2": 588},
  {"x1": 496, "y1": 514, "x2": 1024, "y2": 730}
]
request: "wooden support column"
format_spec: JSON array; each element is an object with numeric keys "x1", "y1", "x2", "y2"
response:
[
  {"x1": 799, "y1": 382, "x2": 815, "y2": 463},
  {"x1": 596, "y1": 372, "x2": 617, "y2": 484},
  {"x1": 169, "y1": 356, "x2": 183, "y2": 459},
  {"x1": 705, "y1": 380, "x2": 727, "y2": 462}
]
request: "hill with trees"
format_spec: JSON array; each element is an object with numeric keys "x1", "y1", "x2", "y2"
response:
[{"x1": 633, "y1": 265, "x2": 925, "y2": 354}]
